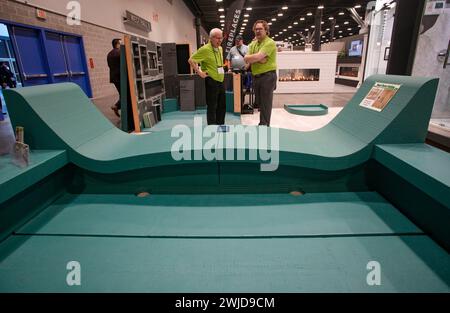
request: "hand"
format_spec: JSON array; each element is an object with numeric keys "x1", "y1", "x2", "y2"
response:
[{"x1": 198, "y1": 70, "x2": 208, "y2": 79}]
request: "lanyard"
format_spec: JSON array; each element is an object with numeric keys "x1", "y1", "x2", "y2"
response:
[{"x1": 211, "y1": 45, "x2": 223, "y2": 67}]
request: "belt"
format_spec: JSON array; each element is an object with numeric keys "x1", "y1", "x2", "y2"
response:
[{"x1": 253, "y1": 70, "x2": 276, "y2": 78}]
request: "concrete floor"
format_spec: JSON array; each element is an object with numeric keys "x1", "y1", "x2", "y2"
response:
[{"x1": 89, "y1": 85, "x2": 356, "y2": 130}]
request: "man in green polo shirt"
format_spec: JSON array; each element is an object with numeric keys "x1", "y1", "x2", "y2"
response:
[
  {"x1": 244, "y1": 20, "x2": 277, "y2": 126},
  {"x1": 188, "y1": 28, "x2": 226, "y2": 125}
]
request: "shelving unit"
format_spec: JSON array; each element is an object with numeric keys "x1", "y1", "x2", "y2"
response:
[{"x1": 124, "y1": 35, "x2": 166, "y2": 132}]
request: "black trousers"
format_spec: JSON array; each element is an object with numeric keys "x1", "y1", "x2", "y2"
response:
[
  {"x1": 205, "y1": 77, "x2": 226, "y2": 125},
  {"x1": 253, "y1": 71, "x2": 277, "y2": 126},
  {"x1": 113, "y1": 81, "x2": 121, "y2": 109}
]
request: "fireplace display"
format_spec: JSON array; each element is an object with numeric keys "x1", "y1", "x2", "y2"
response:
[
  {"x1": 279, "y1": 69, "x2": 320, "y2": 82},
  {"x1": 339, "y1": 66, "x2": 359, "y2": 78}
]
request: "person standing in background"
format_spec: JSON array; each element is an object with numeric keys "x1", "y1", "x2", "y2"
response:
[
  {"x1": 226, "y1": 35, "x2": 249, "y2": 109},
  {"x1": 226, "y1": 35, "x2": 248, "y2": 72},
  {"x1": 245, "y1": 20, "x2": 277, "y2": 126},
  {"x1": 107, "y1": 38, "x2": 122, "y2": 118},
  {"x1": 188, "y1": 28, "x2": 226, "y2": 125}
]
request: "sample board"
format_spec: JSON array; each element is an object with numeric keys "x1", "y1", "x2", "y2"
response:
[{"x1": 124, "y1": 35, "x2": 165, "y2": 132}]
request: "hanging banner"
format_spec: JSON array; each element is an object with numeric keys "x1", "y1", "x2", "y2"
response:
[{"x1": 223, "y1": 0, "x2": 245, "y2": 55}]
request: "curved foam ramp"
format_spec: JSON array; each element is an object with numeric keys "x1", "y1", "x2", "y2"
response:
[
  {"x1": 219, "y1": 75, "x2": 438, "y2": 169},
  {"x1": 4, "y1": 75, "x2": 438, "y2": 173}
]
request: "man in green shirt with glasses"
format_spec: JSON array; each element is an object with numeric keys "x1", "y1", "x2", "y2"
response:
[
  {"x1": 245, "y1": 20, "x2": 277, "y2": 126},
  {"x1": 188, "y1": 28, "x2": 226, "y2": 125}
]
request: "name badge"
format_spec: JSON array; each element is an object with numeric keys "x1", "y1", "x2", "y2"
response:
[{"x1": 217, "y1": 67, "x2": 225, "y2": 74}]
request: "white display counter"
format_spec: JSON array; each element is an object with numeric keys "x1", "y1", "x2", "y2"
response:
[{"x1": 275, "y1": 51, "x2": 338, "y2": 93}]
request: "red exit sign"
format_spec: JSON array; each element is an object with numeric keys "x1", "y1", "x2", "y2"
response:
[{"x1": 36, "y1": 9, "x2": 47, "y2": 20}]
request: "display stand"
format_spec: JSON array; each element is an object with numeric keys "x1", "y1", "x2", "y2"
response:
[{"x1": 123, "y1": 35, "x2": 165, "y2": 132}]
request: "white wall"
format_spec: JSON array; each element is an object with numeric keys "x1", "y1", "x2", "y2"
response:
[
  {"x1": 321, "y1": 42, "x2": 345, "y2": 52},
  {"x1": 15, "y1": 0, "x2": 203, "y2": 49}
]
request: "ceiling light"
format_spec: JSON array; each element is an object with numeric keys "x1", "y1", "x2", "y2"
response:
[
  {"x1": 218, "y1": 8, "x2": 224, "y2": 12},
  {"x1": 216, "y1": 0, "x2": 223, "y2": 2},
  {"x1": 344, "y1": 21, "x2": 349, "y2": 24},
  {"x1": 268, "y1": 22, "x2": 272, "y2": 25},
  {"x1": 300, "y1": 17, "x2": 305, "y2": 21},
  {"x1": 326, "y1": 28, "x2": 330, "y2": 31},
  {"x1": 244, "y1": 14, "x2": 249, "y2": 17},
  {"x1": 272, "y1": 18, "x2": 277, "y2": 21},
  {"x1": 318, "y1": 5, "x2": 324, "y2": 9},
  {"x1": 246, "y1": 7, "x2": 252, "y2": 11},
  {"x1": 278, "y1": 13, "x2": 283, "y2": 16},
  {"x1": 339, "y1": 12, "x2": 344, "y2": 15},
  {"x1": 335, "y1": 25, "x2": 339, "y2": 28},
  {"x1": 288, "y1": 26, "x2": 292, "y2": 28},
  {"x1": 220, "y1": 15, "x2": 225, "y2": 18},
  {"x1": 283, "y1": 29, "x2": 287, "y2": 31},
  {"x1": 347, "y1": 28, "x2": 351, "y2": 30},
  {"x1": 220, "y1": 20, "x2": 225, "y2": 23},
  {"x1": 293, "y1": 22, "x2": 298, "y2": 25},
  {"x1": 305, "y1": 28, "x2": 309, "y2": 31},
  {"x1": 307, "y1": 12, "x2": 313, "y2": 16},
  {"x1": 311, "y1": 25, "x2": 315, "y2": 28},
  {"x1": 328, "y1": 17, "x2": 334, "y2": 20},
  {"x1": 242, "y1": 23, "x2": 247, "y2": 26},
  {"x1": 354, "y1": 5, "x2": 361, "y2": 9},
  {"x1": 349, "y1": 33, "x2": 353, "y2": 35},
  {"x1": 243, "y1": 19, "x2": 248, "y2": 22},
  {"x1": 321, "y1": 21, "x2": 324, "y2": 24},
  {"x1": 282, "y1": 6, "x2": 288, "y2": 10}
]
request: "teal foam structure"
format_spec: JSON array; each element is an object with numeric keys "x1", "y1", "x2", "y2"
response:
[
  {"x1": 3, "y1": 75, "x2": 439, "y2": 173},
  {"x1": 1, "y1": 74, "x2": 449, "y2": 292}
]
